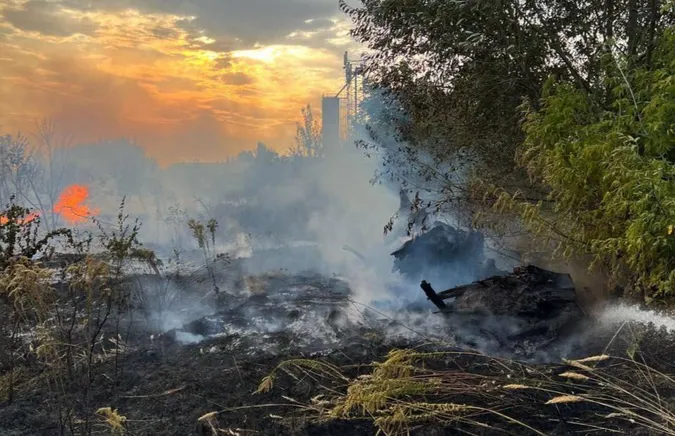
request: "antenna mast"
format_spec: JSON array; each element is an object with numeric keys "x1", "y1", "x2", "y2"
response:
[{"x1": 338, "y1": 51, "x2": 364, "y2": 140}]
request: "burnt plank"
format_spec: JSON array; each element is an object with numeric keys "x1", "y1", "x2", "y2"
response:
[{"x1": 420, "y1": 280, "x2": 447, "y2": 310}]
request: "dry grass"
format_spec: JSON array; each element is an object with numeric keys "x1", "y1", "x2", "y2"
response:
[
  {"x1": 0, "y1": 257, "x2": 54, "y2": 322},
  {"x1": 257, "y1": 348, "x2": 675, "y2": 435},
  {"x1": 96, "y1": 407, "x2": 128, "y2": 435}
]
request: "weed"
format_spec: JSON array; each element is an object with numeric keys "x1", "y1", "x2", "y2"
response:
[
  {"x1": 259, "y1": 348, "x2": 675, "y2": 435},
  {"x1": 96, "y1": 407, "x2": 128, "y2": 435}
]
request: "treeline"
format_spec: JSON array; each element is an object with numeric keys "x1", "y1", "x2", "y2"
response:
[{"x1": 343, "y1": 0, "x2": 675, "y2": 303}]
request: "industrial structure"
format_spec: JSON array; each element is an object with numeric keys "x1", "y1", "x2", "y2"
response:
[{"x1": 321, "y1": 51, "x2": 365, "y2": 149}]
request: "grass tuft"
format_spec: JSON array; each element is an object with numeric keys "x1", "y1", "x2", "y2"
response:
[
  {"x1": 259, "y1": 348, "x2": 675, "y2": 435},
  {"x1": 545, "y1": 394, "x2": 585, "y2": 405},
  {"x1": 96, "y1": 407, "x2": 127, "y2": 435}
]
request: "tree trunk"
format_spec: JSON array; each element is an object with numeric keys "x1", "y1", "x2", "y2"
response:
[
  {"x1": 627, "y1": 0, "x2": 639, "y2": 63},
  {"x1": 646, "y1": 0, "x2": 661, "y2": 68},
  {"x1": 605, "y1": 0, "x2": 614, "y2": 43}
]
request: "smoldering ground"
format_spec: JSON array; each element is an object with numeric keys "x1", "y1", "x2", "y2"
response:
[{"x1": 17, "y1": 99, "x2": 673, "y2": 367}]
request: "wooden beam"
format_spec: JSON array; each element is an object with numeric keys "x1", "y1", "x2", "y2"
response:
[{"x1": 420, "y1": 280, "x2": 447, "y2": 310}]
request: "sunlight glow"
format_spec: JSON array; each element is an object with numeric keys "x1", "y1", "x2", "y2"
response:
[{"x1": 0, "y1": 3, "x2": 357, "y2": 163}]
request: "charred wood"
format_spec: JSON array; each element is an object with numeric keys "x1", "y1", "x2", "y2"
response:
[{"x1": 420, "y1": 280, "x2": 447, "y2": 310}]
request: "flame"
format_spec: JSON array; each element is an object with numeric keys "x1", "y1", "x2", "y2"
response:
[
  {"x1": 0, "y1": 212, "x2": 40, "y2": 226},
  {"x1": 53, "y1": 184, "x2": 99, "y2": 224}
]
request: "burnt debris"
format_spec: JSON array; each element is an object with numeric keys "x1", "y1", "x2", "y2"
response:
[
  {"x1": 391, "y1": 221, "x2": 504, "y2": 285},
  {"x1": 420, "y1": 265, "x2": 586, "y2": 355}
]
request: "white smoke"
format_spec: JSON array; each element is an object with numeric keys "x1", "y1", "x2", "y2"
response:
[
  {"x1": 597, "y1": 304, "x2": 675, "y2": 333},
  {"x1": 35, "y1": 93, "x2": 519, "y2": 357}
]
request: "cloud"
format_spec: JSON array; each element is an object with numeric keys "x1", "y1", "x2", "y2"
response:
[
  {"x1": 219, "y1": 72, "x2": 254, "y2": 86},
  {"x1": 184, "y1": 0, "x2": 337, "y2": 46},
  {"x1": 3, "y1": 52, "x2": 262, "y2": 163},
  {"x1": 150, "y1": 24, "x2": 180, "y2": 41},
  {"x1": 0, "y1": 0, "x2": 359, "y2": 164},
  {"x1": 284, "y1": 17, "x2": 359, "y2": 54},
  {"x1": 57, "y1": 0, "x2": 341, "y2": 48},
  {"x1": 2, "y1": 0, "x2": 98, "y2": 37}
]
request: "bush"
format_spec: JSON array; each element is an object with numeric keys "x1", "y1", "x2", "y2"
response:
[{"x1": 501, "y1": 28, "x2": 675, "y2": 303}]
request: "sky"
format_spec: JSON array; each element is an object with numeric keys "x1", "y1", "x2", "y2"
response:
[{"x1": 0, "y1": 0, "x2": 360, "y2": 165}]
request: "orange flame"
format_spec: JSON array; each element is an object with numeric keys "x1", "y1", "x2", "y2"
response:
[
  {"x1": 53, "y1": 184, "x2": 99, "y2": 224},
  {"x1": 0, "y1": 212, "x2": 40, "y2": 226}
]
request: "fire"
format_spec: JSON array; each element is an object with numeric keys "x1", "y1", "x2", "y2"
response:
[
  {"x1": 0, "y1": 212, "x2": 40, "y2": 226},
  {"x1": 53, "y1": 184, "x2": 99, "y2": 224}
]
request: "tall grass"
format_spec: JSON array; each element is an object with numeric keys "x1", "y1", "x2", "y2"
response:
[{"x1": 257, "y1": 348, "x2": 675, "y2": 435}]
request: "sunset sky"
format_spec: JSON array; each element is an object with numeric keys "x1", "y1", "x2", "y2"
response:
[{"x1": 0, "y1": 0, "x2": 359, "y2": 164}]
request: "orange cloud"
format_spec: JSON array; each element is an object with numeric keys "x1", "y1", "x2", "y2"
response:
[{"x1": 0, "y1": 2, "x2": 354, "y2": 165}]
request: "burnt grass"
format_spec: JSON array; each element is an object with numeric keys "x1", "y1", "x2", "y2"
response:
[
  {"x1": 3, "y1": 326, "x2": 674, "y2": 436},
  {"x1": 1, "y1": 264, "x2": 675, "y2": 436},
  {"x1": 0, "y1": 325, "x2": 391, "y2": 436}
]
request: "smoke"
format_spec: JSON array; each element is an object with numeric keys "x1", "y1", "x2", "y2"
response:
[
  {"x1": 12, "y1": 91, "x2": 529, "y2": 360},
  {"x1": 597, "y1": 304, "x2": 675, "y2": 333},
  {"x1": 302, "y1": 142, "x2": 402, "y2": 303}
]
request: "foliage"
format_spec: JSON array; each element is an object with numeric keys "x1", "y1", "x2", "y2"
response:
[
  {"x1": 94, "y1": 198, "x2": 161, "y2": 283},
  {"x1": 341, "y1": 0, "x2": 675, "y2": 188},
  {"x1": 343, "y1": 0, "x2": 675, "y2": 301},
  {"x1": 0, "y1": 197, "x2": 73, "y2": 269},
  {"x1": 506, "y1": 26, "x2": 675, "y2": 301},
  {"x1": 253, "y1": 141, "x2": 280, "y2": 164},
  {"x1": 289, "y1": 105, "x2": 324, "y2": 158},
  {"x1": 188, "y1": 217, "x2": 223, "y2": 294},
  {"x1": 0, "y1": 199, "x2": 159, "y2": 431},
  {"x1": 0, "y1": 257, "x2": 55, "y2": 405}
]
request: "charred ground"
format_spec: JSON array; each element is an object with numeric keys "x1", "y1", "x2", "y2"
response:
[
  {"x1": 2, "y1": 245, "x2": 674, "y2": 436},
  {"x1": 0, "y1": 209, "x2": 674, "y2": 436}
]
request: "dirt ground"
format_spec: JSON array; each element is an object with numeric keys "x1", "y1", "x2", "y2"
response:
[
  {"x1": 2, "y1": 323, "x2": 674, "y2": 435},
  {"x1": 2, "y1": 265, "x2": 674, "y2": 436},
  {"x1": 0, "y1": 327, "x2": 400, "y2": 435}
]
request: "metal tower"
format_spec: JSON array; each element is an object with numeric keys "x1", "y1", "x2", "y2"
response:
[
  {"x1": 338, "y1": 51, "x2": 365, "y2": 139},
  {"x1": 321, "y1": 51, "x2": 365, "y2": 148}
]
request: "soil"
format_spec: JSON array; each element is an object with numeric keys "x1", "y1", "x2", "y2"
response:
[
  {"x1": 1, "y1": 259, "x2": 674, "y2": 436},
  {"x1": 3, "y1": 325, "x2": 671, "y2": 436}
]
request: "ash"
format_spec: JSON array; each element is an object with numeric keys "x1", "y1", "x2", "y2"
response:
[
  {"x1": 158, "y1": 269, "x2": 456, "y2": 359},
  {"x1": 150, "y1": 256, "x2": 593, "y2": 363}
]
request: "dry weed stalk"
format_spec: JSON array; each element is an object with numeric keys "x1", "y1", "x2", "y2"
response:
[
  {"x1": 96, "y1": 407, "x2": 128, "y2": 435},
  {"x1": 255, "y1": 358, "x2": 349, "y2": 395},
  {"x1": 558, "y1": 371, "x2": 590, "y2": 381},
  {"x1": 0, "y1": 257, "x2": 54, "y2": 321},
  {"x1": 545, "y1": 394, "x2": 585, "y2": 404},
  {"x1": 258, "y1": 348, "x2": 675, "y2": 436}
]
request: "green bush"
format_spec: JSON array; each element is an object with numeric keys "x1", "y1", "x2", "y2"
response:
[{"x1": 514, "y1": 28, "x2": 675, "y2": 302}]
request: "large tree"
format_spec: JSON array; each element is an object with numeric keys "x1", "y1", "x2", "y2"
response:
[{"x1": 341, "y1": 0, "x2": 673, "y2": 186}]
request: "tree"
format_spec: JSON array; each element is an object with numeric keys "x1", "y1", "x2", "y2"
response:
[
  {"x1": 289, "y1": 105, "x2": 324, "y2": 158},
  {"x1": 27, "y1": 119, "x2": 73, "y2": 231},
  {"x1": 0, "y1": 133, "x2": 39, "y2": 208},
  {"x1": 341, "y1": 0, "x2": 674, "y2": 190},
  {"x1": 342, "y1": 0, "x2": 675, "y2": 301},
  {"x1": 254, "y1": 142, "x2": 279, "y2": 163}
]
